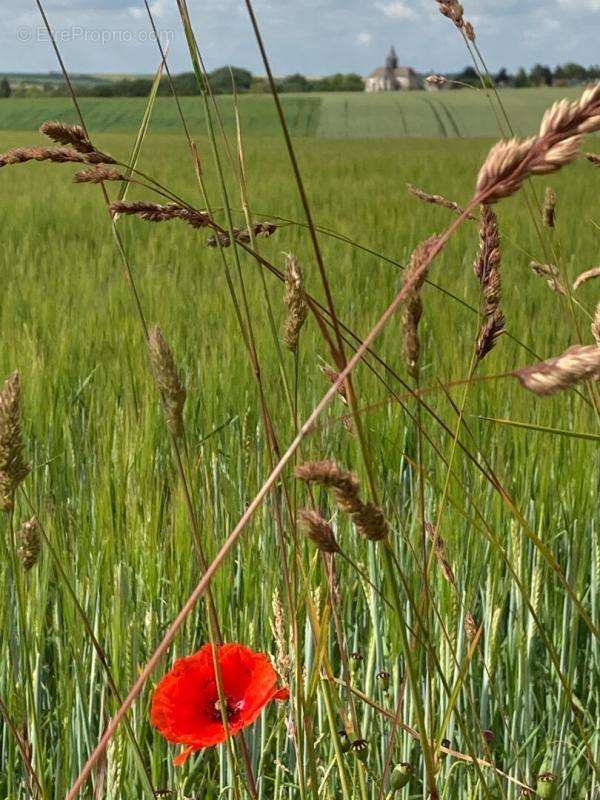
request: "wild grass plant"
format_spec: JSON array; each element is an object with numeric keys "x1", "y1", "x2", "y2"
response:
[{"x1": 1, "y1": 1, "x2": 600, "y2": 799}]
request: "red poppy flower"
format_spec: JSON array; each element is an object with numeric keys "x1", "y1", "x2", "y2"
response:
[{"x1": 151, "y1": 643, "x2": 289, "y2": 765}]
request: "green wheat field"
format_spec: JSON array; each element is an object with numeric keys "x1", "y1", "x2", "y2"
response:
[{"x1": 1, "y1": 85, "x2": 599, "y2": 800}]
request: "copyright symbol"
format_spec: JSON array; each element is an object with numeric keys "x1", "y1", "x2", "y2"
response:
[{"x1": 17, "y1": 27, "x2": 33, "y2": 42}]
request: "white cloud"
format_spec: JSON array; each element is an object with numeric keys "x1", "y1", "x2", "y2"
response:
[
  {"x1": 556, "y1": 0, "x2": 600, "y2": 8},
  {"x1": 129, "y1": 0, "x2": 166, "y2": 19},
  {"x1": 357, "y1": 31, "x2": 373, "y2": 44},
  {"x1": 374, "y1": 1, "x2": 417, "y2": 20}
]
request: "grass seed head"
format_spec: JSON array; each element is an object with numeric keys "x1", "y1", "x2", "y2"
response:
[
  {"x1": 407, "y1": 183, "x2": 475, "y2": 219},
  {"x1": 530, "y1": 261, "x2": 566, "y2": 295},
  {"x1": 401, "y1": 236, "x2": 439, "y2": 378},
  {"x1": 147, "y1": 327, "x2": 186, "y2": 439},
  {"x1": 515, "y1": 344, "x2": 600, "y2": 395},
  {"x1": 0, "y1": 371, "x2": 30, "y2": 513},
  {"x1": 572, "y1": 266, "x2": 600, "y2": 291},
  {"x1": 298, "y1": 508, "x2": 339, "y2": 553},
  {"x1": 350, "y1": 501, "x2": 389, "y2": 542},
  {"x1": 283, "y1": 253, "x2": 308, "y2": 352},
  {"x1": 474, "y1": 205, "x2": 504, "y2": 361},
  {"x1": 74, "y1": 166, "x2": 127, "y2": 183},
  {"x1": 40, "y1": 120, "x2": 94, "y2": 153},
  {"x1": 543, "y1": 186, "x2": 557, "y2": 228},
  {"x1": 16, "y1": 517, "x2": 41, "y2": 571},
  {"x1": 592, "y1": 304, "x2": 600, "y2": 346}
]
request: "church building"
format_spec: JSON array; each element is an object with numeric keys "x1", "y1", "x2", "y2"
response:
[{"x1": 364, "y1": 46, "x2": 422, "y2": 92}]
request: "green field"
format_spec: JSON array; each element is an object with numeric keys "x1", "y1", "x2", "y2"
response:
[
  {"x1": 1, "y1": 82, "x2": 600, "y2": 800},
  {"x1": 0, "y1": 87, "x2": 586, "y2": 139}
]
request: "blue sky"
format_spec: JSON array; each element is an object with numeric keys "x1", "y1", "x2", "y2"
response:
[{"x1": 3, "y1": 0, "x2": 600, "y2": 76}]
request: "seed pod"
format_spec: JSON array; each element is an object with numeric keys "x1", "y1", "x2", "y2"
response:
[
  {"x1": 536, "y1": 773, "x2": 557, "y2": 799},
  {"x1": 390, "y1": 762, "x2": 412, "y2": 791}
]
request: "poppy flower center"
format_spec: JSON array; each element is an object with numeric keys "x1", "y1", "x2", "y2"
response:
[{"x1": 209, "y1": 696, "x2": 244, "y2": 722}]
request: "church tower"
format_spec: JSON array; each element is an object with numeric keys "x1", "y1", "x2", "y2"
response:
[
  {"x1": 385, "y1": 46, "x2": 399, "y2": 71},
  {"x1": 384, "y1": 45, "x2": 399, "y2": 90}
]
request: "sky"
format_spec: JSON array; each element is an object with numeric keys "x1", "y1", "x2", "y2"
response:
[{"x1": 2, "y1": 0, "x2": 600, "y2": 77}]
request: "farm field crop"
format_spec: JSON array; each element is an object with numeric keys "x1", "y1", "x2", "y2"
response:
[
  {"x1": 1, "y1": 83, "x2": 600, "y2": 800},
  {"x1": 0, "y1": 86, "x2": 585, "y2": 139}
]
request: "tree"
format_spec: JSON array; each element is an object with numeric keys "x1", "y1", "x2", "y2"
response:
[
  {"x1": 529, "y1": 63, "x2": 552, "y2": 87},
  {"x1": 454, "y1": 66, "x2": 479, "y2": 86},
  {"x1": 514, "y1": 67, "x2": 529, "y2": 88},
  {"x1": 318, "y1": 73, "x2": 364, "y2": 92},
  {"x1": 495, "y1": 67, "x2": 510, "y2": 86},
  {"x1": 560, "y1": 62, "x2": 588, "y2": 83},
  {"x1": 207, "y1": 66, "x2": 252, "y2": 94},
  {"x1": 0, "y1": 78, "x2": 11, "y2": 98},
  {"x1": 279, "y1": 73, "x2": 310, "y2": 92}
]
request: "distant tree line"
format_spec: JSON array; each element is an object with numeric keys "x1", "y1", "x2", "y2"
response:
[
  {"x1": 27, "y1": 67, "x2": 364, "y2": 98},
  {"x1": 3, "y1": 61, "x2": 600, "y2": 99},
  {"x1": 449, "y1": 62, "x2": 600, "y2": 88}
]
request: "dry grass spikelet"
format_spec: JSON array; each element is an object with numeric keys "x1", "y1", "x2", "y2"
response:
[
  {"x1": 401, "y1": 235, "x2": 439, "y2": 378},
  {"x1": 16, "y1": 517, "x2": 41, "y2": 571},
  {"x1": 0, "y1": 146, "x2": 89, "y2": 168},
  {"x1": 592, "y1": 304, "x2": 600, "y2": 346},
  {"x1": 477, "y1": 83, "x2": 600, "y2": 203},
  {"x1": 584, "y1": 151, "x2": 600, "y2": 166},
  {"x1": 283, "y1": 253, "x2": 308, "y2": 352},
  {"x1": 572, "y1": 266, "x2": 600, "y2": 291},
  {"x1": 463, "y1": 20, "x2": 475, "y2": 41},
  {"x1": 425, "y1": 522, "x2": 456, "y2": 586},
  {"x1": 515, "y1": 344, "x2": 600, "y2": 395},
  {"x1": 74, "y1": 166, "x2": 127, "y2": 183},
  {"x1": 464, "y1": 611, "x2": 478, "y2": 641},
  {"x1": 147, "y1": 327, "x2": 186, "y2": 439},
  {"x1": 271, "y1": 589, "x2": 291, "y2": 680},
  {"x1": 295, "y1": 460, "x2": 361, "y2": 513},
  {"x1": 350, "y1": 502, "x2": 389, "y2": 542},
  {"x1": 530, "y1": 261, "x2": 566, "y2": 295},
  {"x1": 474, "y1": 205, "x2": 504, "y2": 361},
  {"x1": 109, "y1": 200, "x2": 210, "y2": 229},
  {"x1": 295, "y1": 460, "x2": 389, "y2": 541},
  {"x1": 543, "y1": 186, "x2": 557, "y2": 228},
  {"x1": 407, "y1": 183, "x2": 475, "y2": 219},
  {"x1": 298, "y1": 509, "x2": 339, "y2": 553},
  {"x1": 206, "y1": 221, "x2": 277, "y2": 248},
  {"x1": 426, "y1": 75, "x2": 447, "y2": 87},
  {"x1": 0, "y1": 372, "x2": 30, "y2": 513},
  {"x1": 39, "y1": 120, "x2": 94, "y2": 153}
]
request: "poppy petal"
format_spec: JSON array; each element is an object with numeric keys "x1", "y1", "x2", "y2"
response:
[
  {"x1": 173, "y1": 746, "x2": 195, "y2": 766},
  {"x1": 273, "y1": 688, "x2": 290, "y2": 701}
]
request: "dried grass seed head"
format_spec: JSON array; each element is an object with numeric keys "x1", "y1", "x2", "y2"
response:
[
  {"x1": 298, "y1": 508, "x2": 339, "y2": 553},
  {"x1": 147, "y1": 327, "x2": 187, "y2": 439},
  {"x1": 0, "y1": 371, "x2": 30, "y2": 513},
  {"x1": 543, "y1": 186, "x2": 557, "y2": 228},
  {"x1": 283, "y1": 253, "x2": 308, "y2": 352},
  {"x1": 516, "y1": 344, "x2": 600, "y2": 395},
  {"x1": 40, "y1": 120, "x2": 94, "y2": 153},
  {"x1": 16, "y1": 517, "x2": 41, "y2": 571}
]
